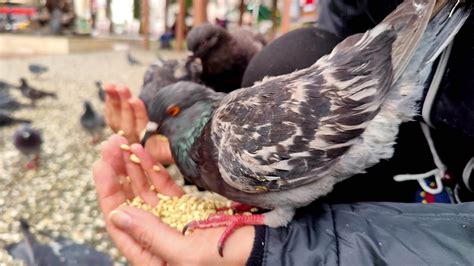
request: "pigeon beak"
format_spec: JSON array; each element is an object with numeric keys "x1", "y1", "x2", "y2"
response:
[{"x1": 141, "y1": 121, "x2": 160, "y2": 146}]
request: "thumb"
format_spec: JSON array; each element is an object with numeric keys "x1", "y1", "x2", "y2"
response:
[{"x1": 109, "y1": 206, "x2": 185, "y2": 262}]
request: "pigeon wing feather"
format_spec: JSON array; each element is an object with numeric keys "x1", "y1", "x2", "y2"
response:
[{"x1": 211, "y1": 0, "x2": 435, "y2": 193}]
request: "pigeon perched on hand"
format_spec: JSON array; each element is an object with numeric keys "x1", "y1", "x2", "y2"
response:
[
  {"x1": 139, "y1": 58, "x2": 203, "y2": 105},
  {"x1": 18, "y1": 78, "x2": 57, "y2": 105},
  {"x1": 127, "y1": 52, "x2": 141, "y2": 65},
  {"x1": 28, "y1": 64, "x2": 48, "y2": 78},
  {"x1": 0, "y1": 111, "x2": 31, "y2": 127},
  {"x1": 80, "y1": 100, "x2": 105, "y2": 144},
  {"x1": 142, "y1": 0, "x2": 471, "y2": 256},
  {"x1": 186, "y1": 23, "x2": 266, "y2": 92},
  {"x1": 13, "y1": 124, "x2": 42, "y2": 169},
  {"x1": 95, "y1": 80, "x2": 105, "y2": 102}
]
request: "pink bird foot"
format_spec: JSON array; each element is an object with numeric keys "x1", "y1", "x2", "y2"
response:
[
  {"x1": 24, "y1": 155, "x2": 39, "y2": 170},
  {"x1": 183, "y1": 213, "x2": 265, "y2": 257}
]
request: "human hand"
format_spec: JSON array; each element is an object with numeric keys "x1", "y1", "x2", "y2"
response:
[
  {"x1": 103, "y1": 84, "x2": 174, "y2": 165},
  {"x1": 93, "y1": 135, "x2": 254, "y2": 265}
]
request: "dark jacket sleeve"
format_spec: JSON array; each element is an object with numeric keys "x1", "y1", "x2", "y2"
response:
[
  {"x1": 317, "y1": 0, "x2": 403, "y2": 38},
  {"x1": 247, "y1": 202, "x2": 474, "y2": 266}
]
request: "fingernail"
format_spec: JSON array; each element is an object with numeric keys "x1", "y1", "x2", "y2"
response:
[
  {"x1": 156, "y1": 134, "x2": 168, "y2": 142},
  {"x1": 109, "y1": 210, "x2": 132, "y2": 230}
]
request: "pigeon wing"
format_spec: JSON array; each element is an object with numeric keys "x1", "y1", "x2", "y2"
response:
[{"x1": 211, "y1": 0, "x2": 435, "y2": 193}]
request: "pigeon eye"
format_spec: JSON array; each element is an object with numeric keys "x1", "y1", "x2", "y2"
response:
[{"x1": 167, "y1": 105, "x2": 180, "y2": 117}]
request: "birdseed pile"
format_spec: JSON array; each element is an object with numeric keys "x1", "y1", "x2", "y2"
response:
[
  {"x1": 123, "y1": 194, "x2": 233, "y2": 232},
  {"x1": 0, "y1": 49, "x2": 189, "y2": 265}
]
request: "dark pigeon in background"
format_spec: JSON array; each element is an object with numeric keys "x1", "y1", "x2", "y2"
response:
[
  {"x1": 0, "y1": 89, "x2": 25, "y2": 111},
  {"x1": 6, "y1": 219, "x2": 113, "y2": 266},
  {"x1": 95, "y1": 80, "x2": 105, "y2": 102},
  {"x1": 186, "y1": 23, "x2": 267, "y2": 92},
  {"x1": 80, "y1": 100, "x2": 105, "y2": 144},
  {"x1": 142, "y1": 0, "x2": 471, "y2": 256},
  {"x1": 139, "y1": 58, "x2": 202, "y2": 106},
  {"x1": 0, "y1": 111, "x2": 31, "y2": 127},
  {"x1": 28, "y1": 64, "x2": 48, "y2": 78},
  {"x1": 0, "y1": 80, "x2": 14, "y2": 91},
  {"x1": 127, "y1": 51, "x2": 141, "y2": 65},
  {"x1": 18, "y1": 78, "x2": 57, "y2": 105},
  {"x1": 13, "y1": 124, "x2": 42, "y2": 169}
]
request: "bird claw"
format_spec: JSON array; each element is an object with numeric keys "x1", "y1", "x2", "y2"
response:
[
  {"x1": 24, "y1": 156, "x2": 39, "y2": 170},
  {"x1": 182, "y1": 213, "x2": 265, "y2": 257}
]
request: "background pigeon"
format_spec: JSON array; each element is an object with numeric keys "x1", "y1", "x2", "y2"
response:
[
  {"x1": 28, "y1": 64, "x2": 48, "y2": 78},
  {"x1": 139, "y1": 58, "x2": 202, "y2": 105},
  {"x1": 126, "y1": 52, "x2": 141, "y2": 65},
  {"x1": 13, "y1": 124, "x2": 42, "y2": 169},
  {"x1": 0, "y1": 80, "x2": 14, "y2": 91},
  {"x1": 0, "y1": 111, "x2": 31, "y2": 127},
  {"x1": 18, "y1": 78, "x2": 57, "y2": 105},
  {"x1": 142, "y1": 0, "x2": 471, "y2": 256},
  {"x1": 80, "y1": 100, "x2": 105, "y2": 144},
  {"x1": 95, "y1": 80, "x2": 105, "y2": 102},
  {"x1": 0, "y1": 89, "x2": 25, "y2": 111},
  {"x1": 6, "y1": 219, "x2": 114, "y2": 266},
  {"x1": 186, "y1": 23, "x2": 267, "y2": 92}
]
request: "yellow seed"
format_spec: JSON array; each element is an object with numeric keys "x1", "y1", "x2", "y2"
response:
[
  {"x1": 153, "y1": 165, "x2": 161, "y2": 172},
  {"x1": 130, "y1": 154, "x2": 141, "y2": 164},
  {"x1": 255, "y1": 186, "x2": 268, "y2": 192},
  {"x1": 250, "y1": 207, "x2": 258, "y2": 213},
  {"x1": 126, "y1": 176, "x2": 131, "y2": 183},
  {"x1": 118, "y1": 130, "x2": 125, "y2": 136},
  {"x1": 150, "y1": 185, "x2": 155, "y2": 191},
  {"x1": 120, "y1": 144, "x2": 130, "y2": 151}
]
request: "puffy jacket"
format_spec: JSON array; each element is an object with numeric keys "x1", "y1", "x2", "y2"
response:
[{"x1": 247, "y1": 202, "x2": 474, "y2": 265}]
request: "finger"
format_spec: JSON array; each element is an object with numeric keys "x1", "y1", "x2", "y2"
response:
[
  {"x1": 106, "y1": 212, "x2": 166, "y2": 265},
  {"x1": 104, "y1": 84, "x2": 121, "y2": 132},
  {"x1": 130, "y1": 144, "x2": 184, "y2": 197},
  {"x1": 93, "y1": 159, "x2": 127, "y2": 218},
  {"x1": 117, "y1": 86, "x2": 138, "y2": 143},
  {"x1": 144, "y1": 136, "x2": 175, "y2": 166},
  {"x1": 129, "y1": 98, "x2": 148, "y2": 135},
  {"x1": 101, "y1": 135, "x2": 134, "y2": 199},
  {"x1": 122, "y1": 146, "x2": 159, "y2": 206},
  {"x1": 110, "y1": 206, "x2": 185, "y2": 263}
]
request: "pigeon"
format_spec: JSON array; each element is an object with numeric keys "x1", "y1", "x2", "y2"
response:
[
  {"x1": 28, "y1": 63, "x2": 48, "y2": 78},
  {"x1": 142, "y1": 0, "x2": 472, "y2": 256},
  {"x1": 0, "y1": 111, "x2": 31, "y2": 126},
  {"x1": 186, "y1": 23, "x2": 267, "y2": 92},
  {"x1": 0, "y1": 80, "x2": 14, "y2": 91},
  {"x1": 0, "y1": 89, "x2": 24, "y2": 111},
  {"x1": 95, "y1": 80, "x2": 105, "y2": 102},
  {"x1": 6, "y1": 219, "x2": 114, "y2": 266},
  {"x1": 139, "y1": 58, "x2": 203, "y2": 105},
  {"x1": 80, "y1": 100, "x2": 105, "y2": 144},
  {"x1": 18, "y1": 78, "x2": 57, "y2": 105},
  {"x1": 13, "y1": 124, "x2": 42, "y2": 169},
  {"x1": 127, "y1": 52, "x2": 141, "y2": 65}
]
